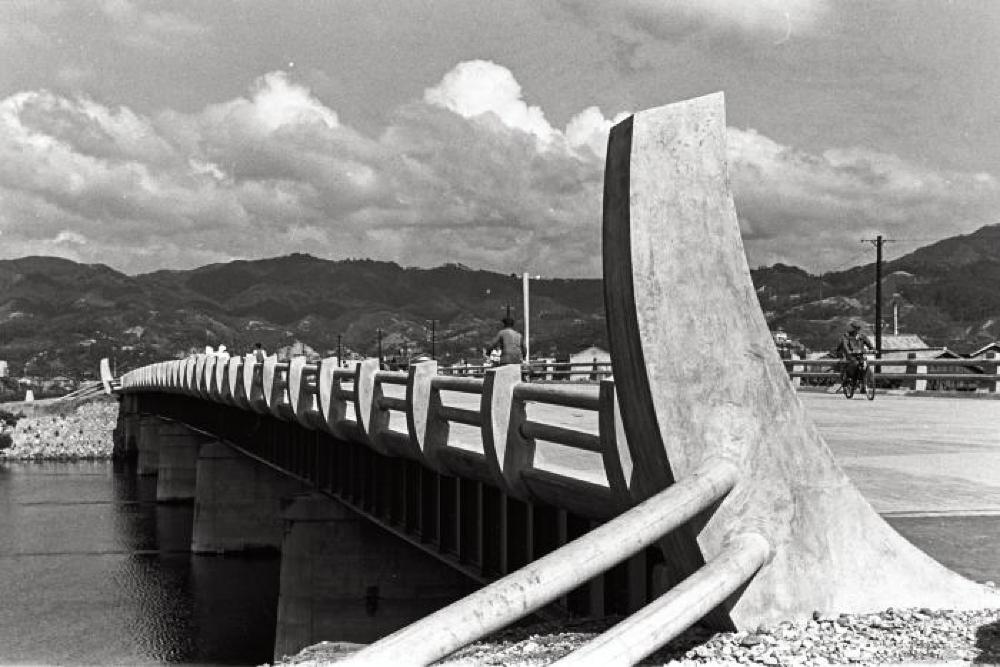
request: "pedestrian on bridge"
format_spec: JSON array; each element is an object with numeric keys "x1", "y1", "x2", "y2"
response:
[{"x1": 488, "y1": 316, "x2": 526, "y2": 367}]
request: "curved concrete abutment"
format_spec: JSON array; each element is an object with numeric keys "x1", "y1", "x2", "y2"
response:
[{"x1": 602, "y1": 92, "x2": 999, "y2": 628}]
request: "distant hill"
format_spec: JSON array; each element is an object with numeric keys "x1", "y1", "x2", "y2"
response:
[
  {"x1": 0, "y1": 254, "x2": 605, "y2": 378},
  {"x1": 2, "y1": 224, "x2": 1000, "y2": 378}
]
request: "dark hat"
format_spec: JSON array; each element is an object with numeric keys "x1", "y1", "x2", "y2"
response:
[{"x1": 849, "y1": 322, "x2": 861, "y2": 331}]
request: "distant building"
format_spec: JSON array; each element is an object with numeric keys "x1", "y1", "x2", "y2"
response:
[
  {"x1": 969, "y1": 342, "x2": 1000, "y2": 359},
  {"x1": 568, "y1": 346, "x2": 611, "y2": 381},
  {"x1": 879, "y1": 334, "x2": 980, "y2": 390}
]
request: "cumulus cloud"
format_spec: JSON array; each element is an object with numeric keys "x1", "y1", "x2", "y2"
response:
[
  {"x1": 0, "y1": 60, "x2": 997, "y2": 277},
  {"x1": 729, "y1": 128, "x2": 1000, "y2": 270}
]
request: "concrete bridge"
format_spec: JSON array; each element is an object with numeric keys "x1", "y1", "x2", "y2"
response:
[{"x1": 107, "y1": 94, "x2": 999, "y2": 665}]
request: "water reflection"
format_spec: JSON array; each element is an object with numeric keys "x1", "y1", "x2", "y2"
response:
[{"x1": 0, "y1": 460, "x2": 279, "y2": 665}]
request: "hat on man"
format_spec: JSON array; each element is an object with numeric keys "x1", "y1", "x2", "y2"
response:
[{"x1": 849, "y1": 322, "x2": 861, "y2": 332}]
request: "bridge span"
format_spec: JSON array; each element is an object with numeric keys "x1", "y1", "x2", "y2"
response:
[{"x1": 107, "y1": 94, "x2": 999, "y2": 665}]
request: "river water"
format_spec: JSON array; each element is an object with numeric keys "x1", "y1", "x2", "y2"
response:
[
  {"x1": 0, "y1": 460, "x2": 280, "y2": 666},
  {"x1": 1, "y1": 461, "x2": 998, "y2": 666}
]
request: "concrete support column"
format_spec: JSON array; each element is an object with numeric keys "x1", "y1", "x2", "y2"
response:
[
  {"x1": 191, "y1": 441, "x2": 304, "y2": 554},
  {"x1": 156, "y1": 421, "x2": 208, "y2": 503},
  {"x1": 115, "y1": 396, "x2": 140, "y2": 461},
  {"x1": 137, "y1": 415, "x2": 161, "y2": 476},
  {"x1": 273, "y1": 493, "x2": 474, "y2": 662}
]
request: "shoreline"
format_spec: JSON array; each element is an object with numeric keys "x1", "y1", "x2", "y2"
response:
[{"x1": 0, "y1": 398, "x2": 119, "y2": 461}]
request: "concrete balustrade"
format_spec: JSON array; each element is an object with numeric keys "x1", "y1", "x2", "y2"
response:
[
  {"x1": 368, "y1": 368, "x2": 415, "y2": 458},
  {"x1": 263, "y1": 358, "x2": 294, "y2": 420},
  {"x1": 118, "y1": 357, "x2": 640, "y2": 520},
  {"x1": 287, "y1": 357, "x2": 319, "y2": 430}
]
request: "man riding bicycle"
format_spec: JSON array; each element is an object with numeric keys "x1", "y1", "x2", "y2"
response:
[{"x1": 836, "y1": 322, "x2": 873, "y2": 387}]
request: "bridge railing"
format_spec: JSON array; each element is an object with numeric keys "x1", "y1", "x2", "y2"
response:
[
  {"x1": 439, "y1": 360, "x2": 614, "y2": 381},
  {"x1": 117, "y1": 354, "x2": 636, "y2": 520},
  {"x1": 783, "y1": 352, "x2": 1000, "y2": 392}
]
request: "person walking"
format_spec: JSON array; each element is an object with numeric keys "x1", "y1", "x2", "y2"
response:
[{"x1": 488, "y1": 316, "x2": 526, "y2": 366}]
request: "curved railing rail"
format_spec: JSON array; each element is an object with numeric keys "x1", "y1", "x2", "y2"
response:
[{"x1": 342, "y1": 462, "x2": 747, "y2": 666}]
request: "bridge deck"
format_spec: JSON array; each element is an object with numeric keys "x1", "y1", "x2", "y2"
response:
[{"x1": 441, "y1": 391, "x2": 1000, "y2": 516}]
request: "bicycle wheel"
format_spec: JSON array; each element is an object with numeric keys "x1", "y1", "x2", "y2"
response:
[{"x1": 865, "y1": 366, "x2": 876, "y2": 400}]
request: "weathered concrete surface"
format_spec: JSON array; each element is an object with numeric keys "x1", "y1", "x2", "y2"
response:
[
  {"x1": 136, "y1": 415, "x2": 160, "y2": 476},
  {"x1": 191, "y1": 441, "x2": 305, "y2": 553},
  {"x1": 155, "y1": 421, "x2": 208, "y2": 502},
  {"x1": 273, "y1": 493, "x2": 473, "y2": 662},
  {"x1": 600, "y1": 93, "x2": 999, "y2": 627}
]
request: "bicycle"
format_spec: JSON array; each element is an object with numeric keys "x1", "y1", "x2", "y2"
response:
[{"x1": 841, "y1": 353, "x2": 876, "y2": 400}]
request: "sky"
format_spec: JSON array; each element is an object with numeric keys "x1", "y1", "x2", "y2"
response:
[{"x1": 2, "y1": 0, "x2": 999, "y2": 277}]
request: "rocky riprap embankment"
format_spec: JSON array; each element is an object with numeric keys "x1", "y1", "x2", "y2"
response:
[
  {"x1": 0, "y1": 401, "x2": 119, "y2": 460},
  {"x1": 279, "y1": 605, "x2": 1000, "y2": 666}
]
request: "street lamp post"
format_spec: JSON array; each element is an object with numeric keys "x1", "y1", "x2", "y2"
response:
[
  {"x1": 427, "y1": 320, "x2": 438, "y2": 360},
  {"x1": 522, "y1": 272, "x2": 530, "y2": 363},
  {"x1": 377, "y1": 328, "x2": 384, "y2": 369},
  {"x1": 337, "y1": 334, "x2": 343, "y2": 366}
]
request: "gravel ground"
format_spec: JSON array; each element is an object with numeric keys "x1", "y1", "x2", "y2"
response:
[
  {"x1": 0, "y1": 400, "x2": 119, "y2": 460},
  {"x1": 277, "y1": 603, "x2": 1000, "y2": 666}
]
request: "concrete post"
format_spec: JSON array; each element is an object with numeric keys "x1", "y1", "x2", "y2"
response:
[
  {"x1": 790, "y1": 353, "x2": 804, "y2": 389},
  {"x1": 273, "y1": 493, "x2": 474, "y2": 662},
  {"x1": 988, "y1": 352, "x2": 1000, "y2": 393},
  {"x1": 156, "y1": 421, "x2": 209, "y2": 503},
  {"x1": 906, "y1": 352, "x2": 928, "y2": 391},
  {"x1": 137, "y1": 415, "x2": 161, "y2": 476},
  {"x1": 191, "y1": 441, "x2": 305, "y2": 554}
]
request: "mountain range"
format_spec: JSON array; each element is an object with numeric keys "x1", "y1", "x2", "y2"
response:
[{"x1": 2, "y1": 224, "x2": 1000, "y2": 379}]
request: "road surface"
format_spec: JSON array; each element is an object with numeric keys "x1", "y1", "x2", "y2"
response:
[{"x1": 415, "y1": 388, "x2": 1000, "y2": 516}]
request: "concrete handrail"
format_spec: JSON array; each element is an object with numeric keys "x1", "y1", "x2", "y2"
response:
[
  {"x1": 341, "y1": 460, "x2": 739, "y2": 667},
  {"x1": 556, "y1": 532, "x2": 771, "y2": 666}
]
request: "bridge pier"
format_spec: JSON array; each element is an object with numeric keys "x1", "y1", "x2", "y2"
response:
[
  {"x1": 114, "y1": 395, "x2": 140, "y2": 461},
  {"x1": 191, "y1": 441, "x2": 305, "y2": 554},
  {"x1": 136, "y1": 415, "x2": 162, "y2": 476},
  {"x1": 273, "y1": 492, "x2": 475, "y2": 662},
  {"x1": 156, "y1": 421, "x2": 210, "y2": 502}
]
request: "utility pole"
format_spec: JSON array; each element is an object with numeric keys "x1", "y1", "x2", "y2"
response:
[
  {"x1": 428, "y1": 320, "x2": 437, "y2": 360},
  {"x1": 862, "y1": 235, "x2": 895, "y2": 357},
  {"x1": 337, "y1": 334, "x2": 343, "y2": 366},
  {"x1": 522, "y1": 273, "x2": 530, "y2": 363},
  {"x1": 377, "y1": 328, "x2": 383, "y2": 369}
]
